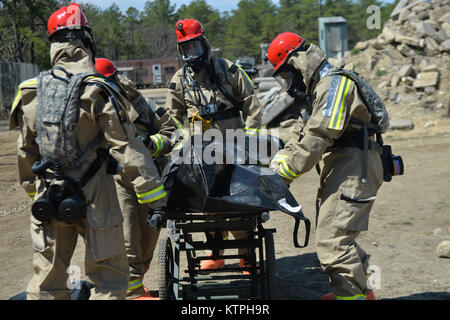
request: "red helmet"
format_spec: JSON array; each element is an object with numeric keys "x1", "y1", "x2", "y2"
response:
[
  {"x1": 267, "y1": 32, "x2": 305, "y2": 73},
  {"x1": 175, "y1": 19, "x2": 205, "y2": 43},
  {"x1": 47, "y1": 3, "x2": 90, "y2": 39},
  {"x1": 95, "y1": 58, "x2": 117, "y2": 77}
]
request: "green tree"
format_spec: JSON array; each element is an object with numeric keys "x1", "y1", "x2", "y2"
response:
[
  {"x1": 140, "y1": 0, "x2": 178, "y2": 58},
  {"x1": 224, "y1": 0, "x2": 279, "y2": 63},
  {"x1": 0, "y1": 0, "x2": 59, "y2": 69},
  {"x1": 176, "y1": 0, "x2": 225, "y2": 50}
]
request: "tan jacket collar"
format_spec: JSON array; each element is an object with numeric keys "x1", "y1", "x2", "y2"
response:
[
  {"x1": 50, "y1": 39, "x2": 96, "y2": 74},
  {"x1": 287, "y1": 43, "x2": 327, "y2": 95}
]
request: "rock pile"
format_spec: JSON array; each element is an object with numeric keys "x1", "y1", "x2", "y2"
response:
[
  {"x1": 255, "y1": 0, "x2": 450, "y2": 133},
  {"x1": 347, "y1": 0, "x2": 450, "y2": 130}
]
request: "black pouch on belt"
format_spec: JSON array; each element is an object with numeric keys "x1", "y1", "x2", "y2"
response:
[{"x1": 380, "y1": 145, "x2": 404, "y2": 182}]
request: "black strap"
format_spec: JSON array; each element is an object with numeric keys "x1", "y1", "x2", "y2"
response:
[
  {"x1": 79, "y1": 148, "x2": 109, "y2": 188},
  {"x1": 51, "y1": 65, "x2": 73, "y2": 79},
  {"x1": 188, "y1": 108, "x2": 241, "y2": 123},
  {"x1": 209, "y1": 58, "x2": 245, "y2": 110},
  {"x1": 291, "y1": 211, "x2": 311, "y2": 248}
]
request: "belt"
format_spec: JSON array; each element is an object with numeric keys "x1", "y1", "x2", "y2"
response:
[
  {"x1": 189, "y1": 108, "x2": 240, "y2": 122},
  {"x1": 330, "y1": 132, "x2": 383, "y2": 154}
]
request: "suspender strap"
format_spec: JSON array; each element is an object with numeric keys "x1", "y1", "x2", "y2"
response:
[{"x1": 79, "y1": 148, "x2": 109, "y2": 188}]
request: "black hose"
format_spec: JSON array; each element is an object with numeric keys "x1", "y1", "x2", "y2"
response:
[{"x1": 32, "y1": 159, "x2": 64, "y2": 180}]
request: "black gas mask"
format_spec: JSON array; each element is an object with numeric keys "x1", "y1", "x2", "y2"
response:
[
  {"x1": 274, "y1": 64, "x2": 308, "y2": 102},
  {"x1": 274, "y1": 63, "x2": 312, "y2": 119},
  {"x1": 179, "y1": 39, "x2": 208, "y2": 73},
  {"x1": 31, "y1": 160, "x2": 86, "y2": 225}
]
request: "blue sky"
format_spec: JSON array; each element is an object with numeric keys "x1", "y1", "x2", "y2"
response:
[{"x1": 91, "y1": 0, "x2": 280, "y2": 13}]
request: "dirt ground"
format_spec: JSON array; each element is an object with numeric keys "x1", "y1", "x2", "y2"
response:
[{"x1": 0, "y1": 99, "x2": 449, "y2": 300}]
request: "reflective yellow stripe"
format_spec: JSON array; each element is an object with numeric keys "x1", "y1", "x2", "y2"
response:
[
  {"x1": 171, "y1": 116, "x2": 186, "y2": 137},
  {"x1": 335, "y1": 293, "x2": 366, "y2": 300},
  {"x1": 11, "y1": 79, "x2": 38, "y2": 113},
  {"x1": 272, "y1": 154, "x2": 288, "y2": 162},
  {"x1": 328, "y1": 76, "x2": 351, "y2": 130},
  {"x1": 244, "y1": 127, "x2": 260, "y2": 135},
  {"x1": 279, "y1": 160, "x2": 300, "y2": 180},
  {"x1": 87, "y1": 75, "x2": 108, "y2": 84},
  {"x1": 237, "y1": 66, "x2": 256, "y2": 89},
  {"x1": 150, "y1": 134, "x2": 164, "y2": 157},
  {"x1": 128, "y1": 279, "x2": 143, "y2": 290},
  {"x1": 27, "y1": 191, "x2": 36, "y2": 199},
  {"x1": 137, "y1": 185, "x2": 167, "y2": 204}
]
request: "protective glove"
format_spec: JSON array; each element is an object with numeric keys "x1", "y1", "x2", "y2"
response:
[
  {"x1": 149, "y1": 134, "x2": 164, "y2": 157},
  {"x1": 269, "y1": 155, "x2": 293, "y2": 188},
  {"x1": 146, "y1": 207, "x2": 167, "y2": 229}
]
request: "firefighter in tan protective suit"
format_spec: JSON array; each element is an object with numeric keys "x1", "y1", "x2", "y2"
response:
[
  {"x1": 9, "y1": 4, "x2": 168, "y2": 300},
  {"x1": 166, "y1": 19, "x2": 261, "y2": 271},
  {"x1": 95, "y1": 58, "x2": 181, "y2": 299},
  {"x1": 267, "y1": 32, "x2": 384, "y2": 300}
]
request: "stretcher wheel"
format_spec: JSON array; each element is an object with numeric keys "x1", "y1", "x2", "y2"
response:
[
  {"x1": 158, "y1": 237, "x2": 175, "y2": 300},
  {"x1": 264, "y1": 231, "x2": 278, "y2": 299}
]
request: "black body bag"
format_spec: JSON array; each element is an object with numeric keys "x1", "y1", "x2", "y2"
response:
[{"x1": 162, "y1": 135, "x2": 310, "y2": 248}]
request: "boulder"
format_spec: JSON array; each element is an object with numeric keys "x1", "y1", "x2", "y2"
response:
[
  {"x1": 411, "y1": 1, "x2": 431, "y2": 13},
  {"x1": 421, "y1": 64, "x2": 439, "y2": 72},
  {"x1": 397, "y1": 43, "x2": 417, "y2": 56},
  {"x1": 402, "y1": 76, "x2": 415, "y2": 85},
  {"x1": 354, "y1": 41, "x2": 369, "y2": 50},
  {"x1": 413, "y1": 71, "x2": 439, "y2": 88},
  {"x1": 432, "y1": 30, "x2": 448, "y2": 43},
  {"x1": 395, "y1": 33, "x2": 421, "y2": 47},
  {"x1": 442, "y1": 23, "x2": 450, "y2": 38},
  {"x1": 440, "y1": 39, "x2": 450, "y2": 51},
  {"x1": 438, "y1": 12, "x2": 450, "y2": 24},
  {"x1": 389, "y1": 119, "x2": 414, "y2": 130},
  {"x1": 436, "y1": 240, "x2": 450, "y2": 258},
  {"x1": 380, "y1": 27, "x2": 396, "y2": 43},
  {"x1": 416, "y1": 22, "x2": 437, "y2": 37},
  {"x1": 398, "y1": 64, "x2": 414, "y2": 77},
  {"x1": 399, "y1": 9, "x2": 412, "y2": 23},
  {"x1": 425, "y1": 37, "x2": 441, "y2": 53},
  {"x1": 391, "y1": 75, "x2": 401, "y2": 87}
]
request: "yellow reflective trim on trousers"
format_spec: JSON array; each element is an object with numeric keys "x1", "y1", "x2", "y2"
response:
[
  {"x1": 27, "y1": 191, "x2": 36, "y2": 199},
  {"x1": 279, "y1": 160, "x2": 300, "y2": 180},
  {"x1": 137, "y1": 185, "x2": 167, "y2": 204},
  {"x1": 335, "y1": 293, "x2": 366, "y2": 300},
  {"x1": 328, "y1": 76, "x2": 351, "y2": 130},
  {"x1": 128, "y1": 279, "x2": 143, "y2": 290}
]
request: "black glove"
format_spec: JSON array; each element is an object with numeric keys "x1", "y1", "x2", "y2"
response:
[
  {"x1": 138, "y1": 134, "x2": 153, "y2": 148},
  {"x1": 147, "y1": 207, "x2": 167, "y2": 229}
]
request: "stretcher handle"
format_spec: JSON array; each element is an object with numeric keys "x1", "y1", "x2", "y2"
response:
[{"x1": 286, "y1": 210, "x2": 311, "y2": 248}]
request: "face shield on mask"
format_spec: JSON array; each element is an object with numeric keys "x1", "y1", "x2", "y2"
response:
[
  {"x1": 274, "y1": 64, "x2": 312, "y2": 118},
  {"x1": 274, "y1": 64, "x2": 307, "y2": 101},
  {"x1": 274, "y1": 70, "x2": 294, "y2": 92},
  {"x1": 180, "y1": 40, "x2": 205, "y2": 62}
]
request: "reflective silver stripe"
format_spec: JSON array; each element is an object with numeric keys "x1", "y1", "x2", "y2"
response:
[{"x1": 137, "y1": 185, "x2": 167, "y2": 204}]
